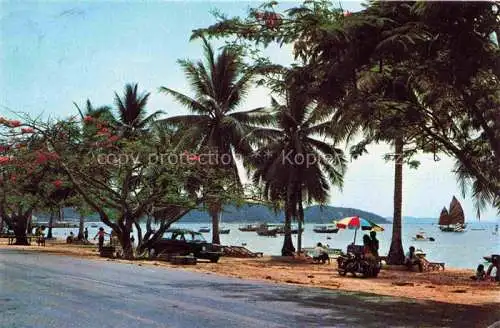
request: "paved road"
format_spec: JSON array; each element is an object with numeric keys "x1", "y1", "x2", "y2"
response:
[{"x1": 0, "y1": 249, "x2": 498, "y2": 328}]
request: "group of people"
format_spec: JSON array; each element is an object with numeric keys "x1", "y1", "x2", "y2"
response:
[
  {"x1": 65, "y1": 228, "x2": 90, "y2": 244},
  {"x1": 362, "y1": 231, "x2": 380, "y2": 260}
]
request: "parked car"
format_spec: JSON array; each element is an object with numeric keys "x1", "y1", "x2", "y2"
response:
[{"x1": 147, "y1": 229, "x2": 222, "y2": 263}]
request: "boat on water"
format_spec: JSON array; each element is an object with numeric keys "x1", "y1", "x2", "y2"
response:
[
  {"x1": 438, "y1": 196, "x2": 467, "y2": 232},
  {"x1": 412, "y1": 231, "x2": 435, "y2": 242},
  {"x1": 256, "y1": 224, "x2": 278, "y2": 237},
  {"x1": 494, "y1": 224, "x2": 499, "y2": 235},
  {"x1": 238, "y1": 224, "x2": 259, "y2": 232},
  {"x1": 90, "y1": 223, "x2": 99, "y2": 228},
  {"x1": 272, "y1": 223, "x2": 303, "y2": 234},
  {"x1": 220, "y1": 228, "x2": 230, "y2": 234},
  {"x1": 313, "y1": 225, "x2": 339, "y2": 233},
  {"x1": 198, "y1": 227, "x2": 210, "y2": 233}
]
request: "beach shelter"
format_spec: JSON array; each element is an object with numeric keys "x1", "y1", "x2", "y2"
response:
[{"x1": 335, "y1": 216, "x2": 384, "y2": 244}]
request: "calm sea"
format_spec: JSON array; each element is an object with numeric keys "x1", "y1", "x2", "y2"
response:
[{"x1": 47, "y1": 221, "x2": 499, "y2": 270}]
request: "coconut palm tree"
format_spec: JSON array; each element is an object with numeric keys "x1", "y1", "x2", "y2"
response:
[
  {"x1": 158, "y1": 38, "x2": 271, "y2": 244},
  {"x1": 113, "y1": 83, "x2": 163, "y2": 139},
  {"x1": 251, "y1": 80, "x2": 346, "y2": 255}
]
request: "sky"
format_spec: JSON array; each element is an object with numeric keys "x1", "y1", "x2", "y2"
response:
[{"x1": 0, "y1": 1, "x2": 497, "y2": 221}]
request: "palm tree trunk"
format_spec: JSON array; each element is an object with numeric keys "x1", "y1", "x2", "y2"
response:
[
  {"x1": 297, "y1": 190, "x2": 304, "y2": 254},
  {"x1": 387, "y1": 136, "x2": 405, "y2": 264},
  {"x1": 211, "y1": 210, "x2": 221, "y2": 245},
  {"x1": 281, "y1": 206, "x2": 295, "y2": 256},
  {"x1": 282, "y1": 183, "x2": 296, "y2": 256}
]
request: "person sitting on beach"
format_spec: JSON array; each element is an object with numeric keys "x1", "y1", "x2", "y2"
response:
[
  {"x1": 405, "y1": 246, "x2": 423, "y2": 272},
  {"x1": 312, "y1": 242, "x2": 330, "y2": 264},
  {"x1": 470, "y1": 264, "x2": 486, "y2": 281},
  {"x1": 363, "y1": 235, "x2": 376, "y2": 261},
  {"x1": 66, "y1": 231, "x2": 74, "y2": 244},
  {"x1": 35, "y1": 226, "x2": 46, "y2": 246}
]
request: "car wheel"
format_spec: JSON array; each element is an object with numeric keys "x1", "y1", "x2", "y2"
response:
[{"x1": 210, "y1": 256, "x2": 219, "y2": 263}]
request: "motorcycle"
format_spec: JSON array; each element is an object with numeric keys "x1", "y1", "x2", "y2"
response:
[{"x1": 337, "y1": 246, "x2": 381, "y2": 278}]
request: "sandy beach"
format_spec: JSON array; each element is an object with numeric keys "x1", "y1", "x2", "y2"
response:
[{"x1": 1, "y1": 240, "x2": 498, "y2": 307}]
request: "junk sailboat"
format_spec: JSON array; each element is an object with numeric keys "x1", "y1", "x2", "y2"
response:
[{"x1": 439, "y1": 196, "x2": 467, "y2": 232}]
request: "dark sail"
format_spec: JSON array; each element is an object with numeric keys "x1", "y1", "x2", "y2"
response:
[
  {"x1": 448, "y1": 196, "x2": 465, "y2": 225},
  {"x1": 438, "y1": 207, "x2": 452, "y2": 225}
]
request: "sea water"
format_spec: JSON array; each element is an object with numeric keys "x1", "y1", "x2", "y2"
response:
[{"x1": 46, "y1": 221, "x2": 499, "y2": 269}]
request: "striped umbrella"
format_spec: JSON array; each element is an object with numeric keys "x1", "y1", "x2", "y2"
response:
[{"x1": 335, "y1": 216, "x2": 384, "y2": 243}]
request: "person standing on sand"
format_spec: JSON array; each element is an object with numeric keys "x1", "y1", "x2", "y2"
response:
[
  {"x1": 369, "y1": 231, "x2": 379, "y2": 257},
  {"x1": 84, "y1": 227, "x2": 89, "y2": 241},
  {"x1": 93, "y1": 227, "x2": 108, "y2": 252}
]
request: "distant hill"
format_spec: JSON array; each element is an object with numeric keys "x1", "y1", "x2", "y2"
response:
[{"x1": 34, "y1": 204, "x2": 390, "y2": 224}]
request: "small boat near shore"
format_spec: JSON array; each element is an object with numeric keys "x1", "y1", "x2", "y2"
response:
[
  {"x1": 313, "y1": 225, "x2": 339, "y2": 233},
  {"x1": 198, "y1": 227, "x2": 210, "y2": 233},
  {"x1": 412, "y1": 231, "x2": 435, "y2": 242},
  {"x1": 256, "y1": 224, "x2": 278, "y2": 237},
  {"x1": 220, "y1": 228, "x2": 230, "y2": 234},
  {"x1": 238, "y1": 224, "x2": 259, "y2": 232},
  {"x1": 90, "y1": 223, "x2": 99, "y2": 228}
]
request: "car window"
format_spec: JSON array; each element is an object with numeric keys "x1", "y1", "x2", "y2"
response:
[
  {"x1": 162, "y1": 231, "x2": 173, "y2": 239},
  {"x1": 174, "y1": 233, "x2": 186, "y2": 241},
  {"x1": 192, "y1": 233, "x2": 205, "y2": 242}
]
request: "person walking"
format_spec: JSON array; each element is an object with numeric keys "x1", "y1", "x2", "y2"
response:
[{"x1": 93, "y1": 227, "x2": 108, "y2": 252}]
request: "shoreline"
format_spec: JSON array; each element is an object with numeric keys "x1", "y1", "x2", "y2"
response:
[{"x1": 1, "y1": 240, "x2": 499, "y2": 307}]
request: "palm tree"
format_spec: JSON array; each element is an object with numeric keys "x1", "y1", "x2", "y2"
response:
[
  {"x1": 159, "y1": 38, "x2": 271, "y2": 244},
  {"x1": 251, "y1": 80, "x2": 346, "y2": 255},
  {"x1": 113, "y1": 83, "x2": 163, "y2": 139}
]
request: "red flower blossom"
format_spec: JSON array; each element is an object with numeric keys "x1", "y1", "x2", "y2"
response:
[
  {"x1": 9, "y1": 120, "x2": 22, "y2": 128},
  {"x1": 52, "y1": 180, "x2": 63, "y2": 188},
  {"x1": 84, "y1": 116, "x2": 94, "y2": 123},
  {"x1": 0, "y1": 156, "x2": 10, "y2": 164},
  {"x1": 344, "y1": 11, "x2": 352, "y2": 16},
  {"x1": 21, "y1": 127, "x2": 34, "y2": 134}
]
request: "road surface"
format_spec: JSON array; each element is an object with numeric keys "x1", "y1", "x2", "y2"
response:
[{"x1": 0, "y1": 249, "x2": 498, "y2": 328}]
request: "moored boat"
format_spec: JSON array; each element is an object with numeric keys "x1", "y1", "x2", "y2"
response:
[
  {"x1": 238, "y1": 224, "x2": 259, "y2": 232},
  {"x1": 256, "y1": 224, "x2": 278, "y2": 237},
  {"x1": 412, "y1": 231, "x2": 435, "y2": 241},
  {"x1": 313, "y1": 225, "x2": 339, "y2": 233},
  {"x1": 198, "y1": 227, "x2": 210, "y2": 233},
  {"x1": 438, "y1": 196, "x2": 467, "y2": 232},
  {"x1": 220, "y1": 228, "x2": 230, "y2": 234}
]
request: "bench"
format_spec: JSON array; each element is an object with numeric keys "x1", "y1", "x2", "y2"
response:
[{"x1": 427, "y1": 262, "x2": 445, "y2": 271}]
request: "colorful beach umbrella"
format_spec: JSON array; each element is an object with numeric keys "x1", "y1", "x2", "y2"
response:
[{"x1": 335, "y1": 216, "x2": 384, "y2": 243}]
